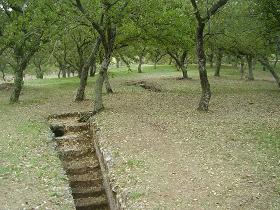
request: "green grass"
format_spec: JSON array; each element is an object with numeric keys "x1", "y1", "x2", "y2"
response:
[
  {"x1": 129, "y1": 191, "x2": 144, "y2": 200},
  {"x1": 127, "y1": 159, "x2": 146, "y2": 168},
  {"x1": 255, "y1": 130, "x2": 280, "y2": 157}
]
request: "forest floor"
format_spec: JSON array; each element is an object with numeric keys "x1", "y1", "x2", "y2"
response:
[{"x1": 0, "y1": 65, "x2": 279, "y2": 209}]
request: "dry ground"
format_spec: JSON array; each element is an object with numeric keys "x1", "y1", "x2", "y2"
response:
[
  {"x1": 97, "y1": 67, "x2": 280, "y2": 209},
  {"x1": 0, "y1": 65, "x2": 279, "y2": 209}
]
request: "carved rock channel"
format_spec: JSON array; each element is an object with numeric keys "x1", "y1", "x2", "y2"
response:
[{"x1": 49, "y1": 113, "x2": 118, "y2": 210}]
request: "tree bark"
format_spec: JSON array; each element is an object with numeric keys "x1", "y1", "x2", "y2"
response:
[
  {"x1": 259, "y1": 57, "x2": 280, "y2": 88},
  {"x1": 168, "y1": 50, "x2": 190, "y2": 79},
  {"x1": 181, "y1": 65, "x2": 189, "y2": 79},
  {"x1": 89, "y1": 62, "x2": 96, "y2": 77},
  {"x1": 214, "y1": 49, "x2": 223, "y2": 77},
  {"x1": 104, "y1": 71, "x2": 113, "y2": 94},
  {"x1": 10, "y1": 62, "x2": 26, "y2": 103},
  {"x1": 61, "y1": 66, "x2": 67, "y2": 78},
  {"x1": 120, "y1": 54, "x2": 132, "y2": 71},
  {"x1": 190, "y1": 0, "x2": 228, "y2": 111},
  {"x1": 35, "y1": 65, "x2": 44, "y2": 79},
  {"x1": 138, "y1": 54, "x2": 143, "y2": 73},
  {"x1": 246, "y1": 55, "x2": 254, "y2": 81},
  {"x1": 196, "y1": 24, "x2": 211, "y2": 111},
  {"x1": 67, "y1": 70, "x2": 71, "y2": 78},
  {"x1": 94, "y1": 55, "x2": 111, "y2": 112},
  {"x1": 116, "y1": 57, "x2": 120, "y2": 68},
  {"x1": 75, "y1": 38, "x2": 101, "y2": 101},
  {"x1": 154, "y1": 60, "x2": 157, "y2": 69},
  {"x1": 240, "y1": 56, "x2": 245, "y2": 79},
  {"x1": 209, "y1": 52, "x2": 214, "y2": 68},
  {"x1": 274, "y1": 54, "x2": 279, "y2": 68}
]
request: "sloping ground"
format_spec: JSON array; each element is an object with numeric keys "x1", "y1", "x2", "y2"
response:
[
  {"x1": 0, "y1": 66, "x2": 279, "y2": 209},
  {"x1": 97, "y1": 75, "x2": 280, "y2": 209}
]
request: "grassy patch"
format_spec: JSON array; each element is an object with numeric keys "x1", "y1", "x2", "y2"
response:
[
  {"x1": 126, "y1": 159, "x2": 146, "y2": 168},
  {"x1": 129, "y1": 191, "x2": 144, "y2": 200},
  {"x1": 255, "y1": 130, "x2": 280, "y2": 157}
]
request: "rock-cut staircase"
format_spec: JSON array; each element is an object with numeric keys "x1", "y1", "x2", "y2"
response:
[{"x1": 49, "y1": 115, "x2": 110, "y2": 210}]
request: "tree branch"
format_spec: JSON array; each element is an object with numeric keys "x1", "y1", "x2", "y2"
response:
[
  {"x1": 203, "y1": 0, "x2": 229, "y2": 21},
  {"x1": 190, "y1": 0, "x2": 202, "y2": 23}
]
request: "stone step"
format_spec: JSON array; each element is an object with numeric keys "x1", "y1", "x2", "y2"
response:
[
  {"x1": 54, "y1": 132, "x2": 91, "y2": 147},
  {"x1": 65, "y1": 160, "x2": 100, "y2": 175},
  {"x1": 75, "y1": 196, "x2": 109, "y2": 210},
  {"x1": 69, "y1": 171, "x2": 102, "y2": 182},
  {"x1": 66, "y1": 164, "x2": 101, "y2": 176},
  {"x1": 58, "y1": 147, "x2": 95, "y2": 162},
  {"x1": 70, "y1": 178, "x2": 103, "y2": 188},
  {"x1": 63, "y1": 156, "x2": 99, "y2": 170},
  {"x1": 64, "y1": 123, "x2": 89, "y2": 133},
  {"x1": 71, "y1": 186, "x2": 106, "y2": 199}
]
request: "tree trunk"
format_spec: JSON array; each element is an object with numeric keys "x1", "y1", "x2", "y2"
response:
[
  {"x1": 214, "y1": 49, "x2": 223, "y2": 77},
  {"x1": 77, "y1": 68, "x2": 82, "y2": 78},
  {"x1": 274, "y1": 54, "x2": 279, "y2": 68},
  {"x1": 259, "y1": 57, "x2": 280, "y2": 88},
  {"x1": 89, "y1": 62, "x2": 96, "y2": 77},
  {"x1": 209, "y1": 53, "x2": 214, "y2": 68},
  {"x1": 35, "y1": 64, "x2": 44, "y2": 79},
  {"x1": 181, "y1": 65, "x2": 189, "y2": 79},
  {"x1": 168, "y1": 51, "x2": 189, "y2": 79},
  {"x1": 120, "y1": 54, "x2": 131, "y2": 71},
  {"x1": 104, "y1": 71, "x2": 113, "y2": 94},
  {"x1": 240, "y1": 56, "x2": 245, "y2": 79},
  {"x1": 196, "y1": 24, "x2": 211, "y2": 111},
  {"x1": 169, "y1": 57, "x2": 173, "y2": 65},
  {"x1": 94, "y1": 56, "x2": 111, "y2": 112},
  {"x1": 138, "y1": 54, "x2": 143, "y2": 73},
  {"x1": 116, "y1": 57, "x2": 120, "y2": 68},
  {"x1": 154, "y1": 60, "x2": 157, "y2": 69},
  {"x1": 10, "y1": 64, "x2": 25, "y2": 103},
  {"x1": 246, "y1": 55, "x2": 254, "y2": 81},
  {"x1": 75, "y1": 38, "x2": 101, "y2": 101},
  {"x1": 232, "y1": 56, "x2": 238, "y2": 68},
  {"x1": 75, "y1": 70, "x2": 88, "y2": 101},
  {"x1": 62, "y1": 68, "x2": 67, "y2": 78},
  {"x1": 67, "y1": 70, "x2": 71, "y2": 78}
]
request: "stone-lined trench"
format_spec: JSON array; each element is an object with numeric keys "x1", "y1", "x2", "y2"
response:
[{"x1": 49, "y1": 113, "x2": 119, "y2": 210}]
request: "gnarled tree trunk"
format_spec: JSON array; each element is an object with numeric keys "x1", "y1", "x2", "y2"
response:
[
  {"x1": 10, "y1": 61, "x2": 27, "y2": 103},
  {"x1": 168, "y1": 50, "x2": 190, "y2": 79},
  {"x1": 196, "y1": 24, "x2": 211, "y2": 111},
  {"x1": 75, "y1": 38, "x2": 101, "y2": 101},
  {"x1": 94, "y1": 55, "x2": 111, "y2": 112},
  {"x1": 191, "y1": 0, "x2": 228, "y2": 111}
]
